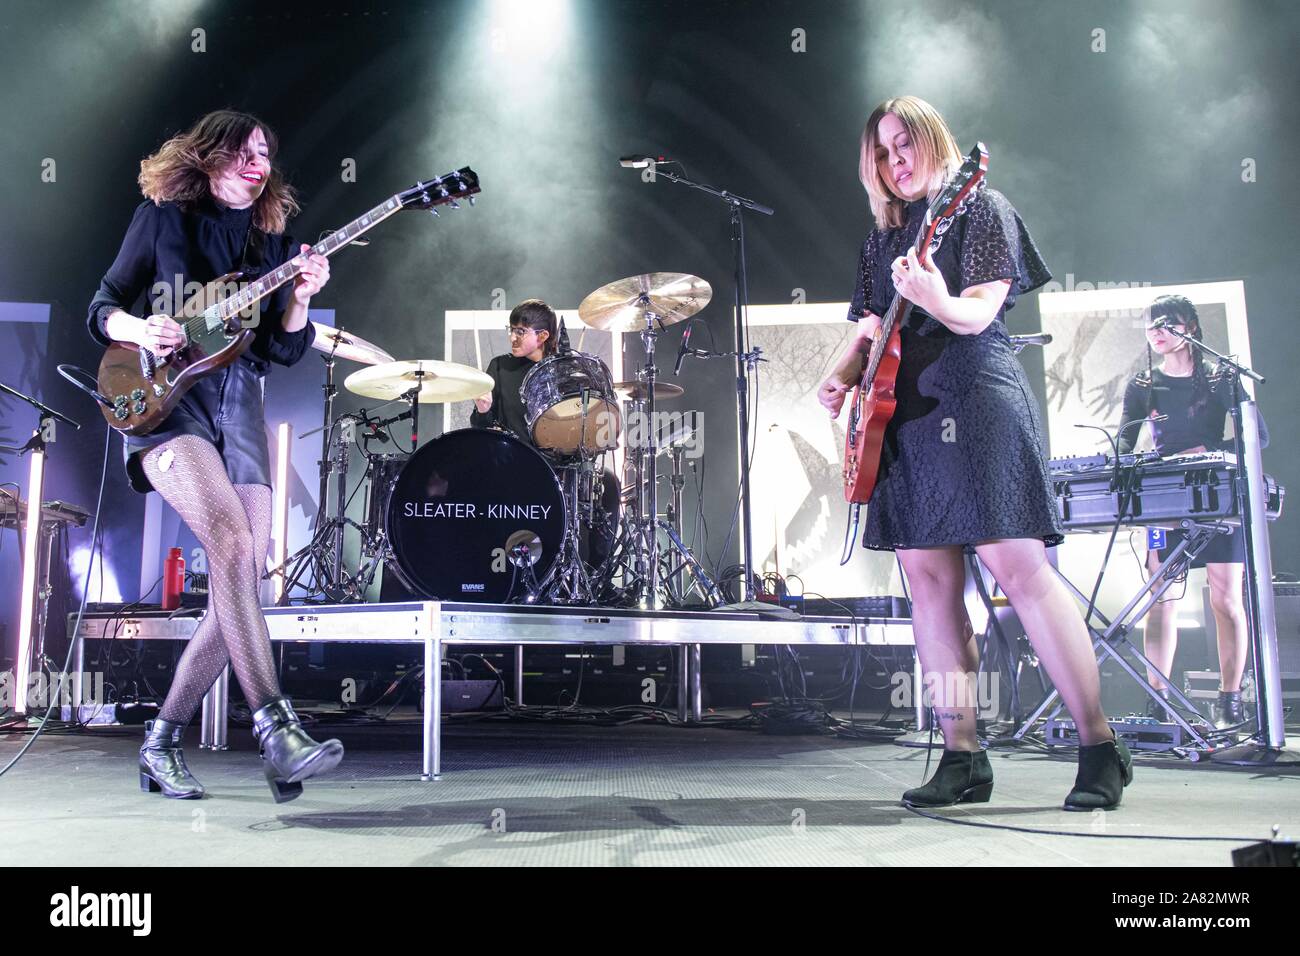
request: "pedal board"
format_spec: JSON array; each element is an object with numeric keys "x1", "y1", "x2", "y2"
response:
[{"x1": 1044, "y1": 716, "x2": 1196, "y2": 752}]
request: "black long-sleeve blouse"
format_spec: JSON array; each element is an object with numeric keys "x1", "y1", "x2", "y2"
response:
[
  {"x1": 88, "y1": 197, "x2": 313, "y2": 366},
  {"x1": 87, "y1": 196, "x2": 315, "y2": 491}
]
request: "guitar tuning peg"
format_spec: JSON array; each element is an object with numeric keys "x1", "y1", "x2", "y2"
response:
[
  {"x1": 449, "y1": 200, "x2": 461, "y2": 209},
  {"x1": 467, "y1": 196, "x2": 475, "y2": 206},
  {"x1": 429, "y1": 208, "x2": 440, "y2": 217}
]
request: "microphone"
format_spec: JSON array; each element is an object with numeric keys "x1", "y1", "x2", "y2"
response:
[
  {"x1": 1009, "y1": 331, "x2": 1052, "y2": 347},
  {"x1": 674, "y1": 320, "x2": 694, "y2": 376},
  {"x1": 619, "y1": 155, "x2": 666, "y2": 169}
]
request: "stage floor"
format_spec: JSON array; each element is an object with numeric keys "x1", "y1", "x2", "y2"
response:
[{"x1": 3, "y1": 714, "x2": 1296, "y2": 866}]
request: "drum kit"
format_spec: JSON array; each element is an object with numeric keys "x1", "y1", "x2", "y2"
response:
[{"x1": 275, "y1": 273, "x2": 722, "y2": 610}]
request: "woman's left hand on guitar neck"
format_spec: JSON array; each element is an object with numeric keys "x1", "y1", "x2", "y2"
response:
[{"x1": 282, "y1": 244, "x2": 331, "y2": 332}]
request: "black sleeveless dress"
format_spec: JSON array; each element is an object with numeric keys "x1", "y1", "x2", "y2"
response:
[{"x1": 847, "y1": 188, "x2": 1062, "y2": 551}]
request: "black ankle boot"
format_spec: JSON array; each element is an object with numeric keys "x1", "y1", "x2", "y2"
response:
[
  {"x1": 1063, "y1": 735, "x2": 1133, "y2": 811},
  {"x1": 901, "y1": 749, "x2": 993, "y2": 808},
  {"x1": 1216, "y1": 691, "x2": 1245, "y2": 729},
  {"x1": 1144, "y1": 689, "x2": 1171, "y2": 720},
  {"x1": 251, "y1": 699, "x2": 344, "y2": 803},
  {"x1": 139, "y1": 718, "x2": 205, "y2": 799}
]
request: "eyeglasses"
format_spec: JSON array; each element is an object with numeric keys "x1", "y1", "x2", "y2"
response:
[{"x1": 506, "y1": 327, "x2": 535, "y2": 339}]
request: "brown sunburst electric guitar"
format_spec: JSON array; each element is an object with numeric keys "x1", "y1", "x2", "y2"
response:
[
  {"x1": 843, "y1": 144, "x2": 988, "y2": 503},
  {"x1": 97, "y1": 168, "x2": 480, "y2": 435}
]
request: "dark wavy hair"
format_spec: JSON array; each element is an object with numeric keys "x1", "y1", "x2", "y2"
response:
[
  {"x1": 1141, "y1": 294, "x2": 1211, "y2": 418},
  {"x1": 137, "y1": 110, "x2": 299, "y2": 234},
  {"x1": 509, "y1": 299, "x2": 558, "y2": 357}
]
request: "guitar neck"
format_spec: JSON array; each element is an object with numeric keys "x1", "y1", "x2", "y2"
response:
[
  {"x1": 862, "y1": 286, "x2": 914, "y2": 384},
  {"x1": 211, "y1": 194, "x2": 405, "y2": 323}
]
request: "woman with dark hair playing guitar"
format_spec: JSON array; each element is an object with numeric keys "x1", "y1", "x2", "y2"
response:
[
  {"x1": 88, "y1": 110, "x2": 344, "y2": 802},
  {"x1": 819, "y1": 96, "x2": 1133, "y2": 811}
]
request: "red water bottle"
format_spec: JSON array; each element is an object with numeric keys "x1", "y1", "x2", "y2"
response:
[{"x1": 162, "y1": 547, "x2": 185, "y2": 610}]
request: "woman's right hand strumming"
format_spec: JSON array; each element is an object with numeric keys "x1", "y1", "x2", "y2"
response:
[
  {"x1": 820, "y1": 313, "x2": 879, "y2": 418},
  {"x1": 819, "y1": 378, "x2": 854, "y2": 418},
  {"x1": 106, "y1": 311, "x2": 186, "y2": 355}
]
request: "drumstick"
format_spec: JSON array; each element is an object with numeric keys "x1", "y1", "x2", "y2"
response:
[{"x1": 473, "y1": 321, "x2": 483, "y2": 370}]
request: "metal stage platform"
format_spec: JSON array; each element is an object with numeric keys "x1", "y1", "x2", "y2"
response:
[{"x1": 69, "y1": 602, "x2": 915, "y2": 779}]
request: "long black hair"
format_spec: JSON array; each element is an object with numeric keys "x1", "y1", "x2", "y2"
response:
[{"x1": 1142, "y1": 294, "x2": 1211, "y2": 419}]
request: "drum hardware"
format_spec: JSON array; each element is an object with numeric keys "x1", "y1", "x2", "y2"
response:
[
  {"x1": 557, "y1": 268, "x2": 722, "y2": 612},
  {"x1": 578, "y1": 273, "x2": 713, "y2": 609},
  {"x1": 277, "y1": 409, "x2": 392, "y2": 604},
  {"x1": 541, "y1": 457, "x2": 604, "y2": 605},
  {"x1": 606, "y1": 389, "x2": 720, "y2": 609},
  {"x1": 275, "y1": 328, "x2": 396, "y2": 604},
  {"x1": 619, "y1": 162, "x2": 774, "y2": 605},
  {"x1": 612, "y1": 380, "x2": 685, "y2": 402},
  {"x1": 345, "y1": 358, "x2": 495, "y2": 451}
]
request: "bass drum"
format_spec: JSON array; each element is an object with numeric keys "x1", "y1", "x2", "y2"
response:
[{"x1": 384, "y1": 428, "x2": 566, "y2": 602}]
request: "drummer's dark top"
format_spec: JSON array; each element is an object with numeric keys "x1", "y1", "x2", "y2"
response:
[{"x1": 470, "y1": 353, "x2": 537, "y2": 443}]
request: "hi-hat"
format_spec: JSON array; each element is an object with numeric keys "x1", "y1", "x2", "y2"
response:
[
  {"x1": 613, "y1": 381, "x2": 685, "y2": 402},
  {"x1": 578, "y1": 273, "x2": 711, "y2": 332},
  {"x1": 345, "y1": 360, "x2": 493, "y2": 404},
  {"x1": 310, "y1": 323, "x2": 395, "y2": 366}
]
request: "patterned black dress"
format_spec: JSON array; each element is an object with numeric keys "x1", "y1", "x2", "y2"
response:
[{"x1": 847, "y1": 187, "x2": 1062, "y2": 551}]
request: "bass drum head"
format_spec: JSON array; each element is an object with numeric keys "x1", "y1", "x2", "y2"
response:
[{"x1": 384, "y1": 428, "x2": 566, "y2": 602}]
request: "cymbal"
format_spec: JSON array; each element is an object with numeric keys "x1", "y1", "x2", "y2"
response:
[
  {"x1": 578, "y1": 273, "x2": 710, "y2": 332},
  {"x1": 345, "y1": 360, "x2": 494, "y2": 404},
  {"x1": 613, "y1": 381, "x2": 685, "y2": 402},
  {"x1": 310, "y1": 322, "x2": 395, "y2": 366}
]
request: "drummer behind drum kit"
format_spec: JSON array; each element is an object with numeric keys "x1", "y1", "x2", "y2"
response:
[{"x1": 274, "y1": 274, "x2": 723, "y2": 611}]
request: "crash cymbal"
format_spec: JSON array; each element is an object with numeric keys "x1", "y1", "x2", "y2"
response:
[
  {"x1": 310, "y1": 322, "x2": 395, "y2": 366},
  {"x1": 612, "y1": 381, "x2": 685, "y2": 402},
  {"x1": 344, "y1": 360, "x2": 494, "y2": 404},
  {"x1": 577, "y1": 273, "x2": 711, "y2": 332}
]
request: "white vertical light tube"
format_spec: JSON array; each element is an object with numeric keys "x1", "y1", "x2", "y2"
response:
[
  {"x1": 15, "y1": 443, "x2": 46, "y2": 716},
  {"x1": 271, "y1": 422, "x2": 291, "y2": 603}
]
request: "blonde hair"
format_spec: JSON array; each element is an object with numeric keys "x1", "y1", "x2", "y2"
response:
[
  {"x1": 137, "y1": 110, "x2": 299, "y2": 234},
  {"x1": 858, "y1": 96, "x2": 962, "y2": 230}
]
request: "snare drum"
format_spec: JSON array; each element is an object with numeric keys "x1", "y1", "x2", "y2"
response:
[
  {"x1": 383, "y1": 428, "x2": 566, "y2": 602},
  {"x1": 520, "y1": 351, "x2": 621, "y2": 457}
]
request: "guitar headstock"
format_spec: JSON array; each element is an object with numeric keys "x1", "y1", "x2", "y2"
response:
[
  {"x1": 917, "y1": 143, "x2": 988, "y2": 262},
  {"x1": 398, "y1": 167, "x2": 481, "y2": 212}
]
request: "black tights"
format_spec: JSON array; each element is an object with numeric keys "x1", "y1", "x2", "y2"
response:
[{"x1": 140, "y1": 435, "x2": 281, "y2": 723}]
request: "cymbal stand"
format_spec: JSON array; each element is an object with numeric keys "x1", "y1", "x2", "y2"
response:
[{"x1": 544, "y1": 457, "x2": 600, "y2": 605}]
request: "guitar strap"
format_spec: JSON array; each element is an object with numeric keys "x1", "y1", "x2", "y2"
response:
[{"x1": 238, "y1": 223, "x2": 267, "y2": 275}]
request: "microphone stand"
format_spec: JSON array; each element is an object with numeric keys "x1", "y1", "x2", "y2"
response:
[
  {"x1": 1156, "y1": 324, "x2": 1292, "y2": 763},
  {"x1": 649, "y1": 163, "x2": 773, "y2": 606}
]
